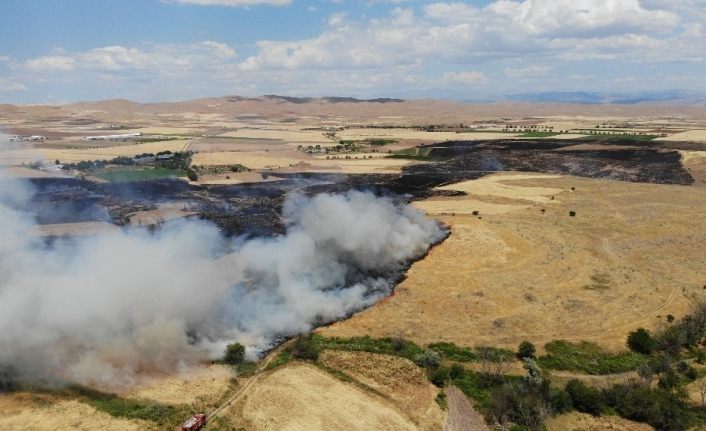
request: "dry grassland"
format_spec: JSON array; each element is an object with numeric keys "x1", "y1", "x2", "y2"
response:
[
  {"x1": 192, "y1": 150, "x2": 308, "y2": 169},
  {"x1": 124, "y1": 364, "x2": 234, "y2": 406},
  {"x1": 656, "y1": 130, "x2": 706, "y2": 142},
  {"x1": 546, "y1": 412, "x2": 654, "y2": 431},
  {"x1": 337, "y1": 128, "x2": 518, "y2": 142},
  {"x1": 320, "y1": 173, "x2": 706, "y2": 352},
  {"x1": 318, "y1": 350, "x2": 443, "y2": 430},
  {"x1": 0, "y1": 397, "x2": 145, "y2": 431},
  {"x1": 0, "y1": 140, "x2": 190, "y2": 164},
  {"x1": 232, "y1": 364, "x2": 419, "y2": 431},
  {"x1": 218, "y1": 128, "x2": 333, "y2": 145}
]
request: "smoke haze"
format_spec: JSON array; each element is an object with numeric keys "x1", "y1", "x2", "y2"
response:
[{"x1": 0, "y1": 169, "x2": 445, "y2": 387}]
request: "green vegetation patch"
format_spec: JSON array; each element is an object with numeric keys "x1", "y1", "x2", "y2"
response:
[
  {"x1": 428, "y1": 342, "x2": 477, "y2": 362},
  {"x1": 583, "y1": 272, "x2": 612, "y2": 291},
  {"x1": 577, "y1": 134, "x2": 659, "y2": 142},
  {"x1": 538, "y1": 340, "x2": 646, "y2": 375},
  {"x1": 95, "y1": 167, "x2": 185, "y2": 182},
  {"x1": 311, "y1": 334, "x2": 425, "y2": 362},
  {"x1": 387, "y1": 146, "x2": 447, "y2": 161},
  {"x1": 60, "y1": 385, "x2": 191, "y2": 426},
  {"x1": 266, "y1": 350, "x2": 293, "y2": 370},
  {"x1": 519, "y1": 131, "x2": 562, "y2": 138}
]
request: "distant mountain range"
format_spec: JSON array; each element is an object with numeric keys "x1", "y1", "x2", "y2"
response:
[{"x1": 503, "y1": 90, "x2": 706, "y2": 105}]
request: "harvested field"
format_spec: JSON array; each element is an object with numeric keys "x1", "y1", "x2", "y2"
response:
[
  {"x1": 655, "y1": 129, "x2": 706, "y2": 142},
  {"x1": 0, "y1": 397, "x2": 145, "y2": 431},
  {"x1": 546, "y1": 412, "x2": 653, "y2": 431},
  {"x1": 318, "y1": 350, "x2": 443, "y2": 430},
  {"x1": 124, "y1": 365, "x2": 234, "y2": 406},
  {"x1": 192, "y1": 150, "x2": 308, "y2": 169},
  {"x1": 218, "y1": 128, "x2": 333, "y2": 145},
  {"x1": 233, "y1": 364, "x2": 419, "y2": 431},
  {"x1": 32, "y1": 221, "x2": 121, "y2": 237},
  {"x1": 0, "y1": 140, "x2": 189, "y2": 165},
  {"x1": 680, "y1": 150, "x2": 706, "y2": 186},
  {"x1": 320, "y1": 174, "x2": 706, "y2": 351},
  {"x1": 338, "y1": 128, "x2": 518, "y2": 142}
]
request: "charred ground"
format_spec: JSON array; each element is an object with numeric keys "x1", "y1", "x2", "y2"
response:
[{"x1": 22, "y1": 138, "x2": 693, "y2": 237}]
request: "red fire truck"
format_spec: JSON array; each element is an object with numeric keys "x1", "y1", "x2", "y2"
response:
[{"x1": 181, "y1": 413, "x2": 207, "y2": 431}]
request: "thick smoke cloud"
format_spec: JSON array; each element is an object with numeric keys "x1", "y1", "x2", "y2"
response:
[{"x1": 0, "y1": 169, "x2": 444, "y2": 387}]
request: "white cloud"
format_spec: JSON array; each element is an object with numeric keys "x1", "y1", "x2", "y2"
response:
[
  {"x1": 241, "y1": 0, "x2": 700, "y2": 73},
  {"x1": 168, "y1": 0, "x2": 290, "y2": 6},
  {"x1": 0, "y1": 79, "x2": 27, "y2": 92},
  {"x1": 328, "y1": 12, "x2": 347, "y2": 27},
  {"x1": 22, "y1": 41, "x2": 237, "y2": 72},
  {"x1": 486, "y1": 0, "x2": 680, "y2": 37},
  {"x1": 443, "y1": 71, "x2": 488, "y2": 85},
  {"x1": 26, "y1": 56, "x2": 76, "y2": 72},
  {"x1": 504, "y1": 65, "x2": 551, "y2": 78}
]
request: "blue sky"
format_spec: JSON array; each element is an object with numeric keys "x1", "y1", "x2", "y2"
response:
[{"x1": 0, "y1": 0, "x2": 704, "y2": 103}]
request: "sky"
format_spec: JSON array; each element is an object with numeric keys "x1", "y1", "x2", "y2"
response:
[{"x1": 0, "y1": 0, "x2": 704, "y2": 104}]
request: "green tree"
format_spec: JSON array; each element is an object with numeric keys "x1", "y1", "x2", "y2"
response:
[
  {"x1": 517, "y1": 341, "x2": 536, "y2": 359},
  {"x1": 414, "y1": 350, "x2": 441, "y2": 369},
  {"x1": 627, "y1": 328, "x2": 655, "y2": 354},
  {"x1": 224, "y1": 343, "x2": 245, "y2": 365},
  {"x1": 565, "y1": 379, "x2": 603, "y2": 415},
  {"x1": 289, "y1": 335, "x2": 319, "y2": 361}
]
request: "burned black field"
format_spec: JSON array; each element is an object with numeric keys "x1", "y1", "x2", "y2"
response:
[{"x1": 26, "y1": 139, "x2": 693, "y2": 237}]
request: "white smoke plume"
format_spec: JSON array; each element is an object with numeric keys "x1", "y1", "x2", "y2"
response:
[{"x1": 0, "y1": 169, "x2": 445, "y2": 387}]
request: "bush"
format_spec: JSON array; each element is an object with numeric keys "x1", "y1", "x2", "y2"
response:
[
  {"x1": 428, "y1": 342, "x2": 476, "y2": 362},
  {"x1": 538, "y1": 340, "x2": 645, "y2": 375},
  {"x1": 517, "y1": 341, "x2": 536, "y2": 359},
  {"x1": 450, "y1": 363, "x2": 465, "y2": 379},
  {"x1": 569, "y1": 211, "x2": 576, "y2": 217},
  {"x1": 550, "y1": 388, "x2": 573, "y2": 413},
  {"x1": 627, "y1": 328, "x2": 655, "y2": 354},
  {"x1": 289, "y1": 335, "x2": 320, "y2": 361},
  {"x1": 565, "y1": 379, "x2": 603, "y2": 415},
  {"x1": 186, "y1": 168, "x2": 198, "y2": 181},
  {"x1": 310, "y1": 335, "x2": 424, "y2": 361},
  {"x1": 224, "y1": 343, "x2": 245, "y2": 365},
  {"x1": 415, "y1": 350, "x2": 441, "y2": 369},
  {"x1": 604, "y1": 383, "x2": 696, "y2": 430},
  {"x1": 429, "y1": 367, "x2": 450, "y2": 387}
]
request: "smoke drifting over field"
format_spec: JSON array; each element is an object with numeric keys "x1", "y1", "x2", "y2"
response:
[{"x1": 0, "y1": 169, "x2": 444, "y2": 387}]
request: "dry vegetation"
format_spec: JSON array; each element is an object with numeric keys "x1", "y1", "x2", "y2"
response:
[
  {"x1": 546, "y1": 411, "x2": 654, "y2": 431},
  {"x1": 321, "y1": 173, "x2": 706, "y2": 352},
  {"x1": 3, "y1": 97, "x2": 706, "y2": 430},
  {"x1": 230, "y1": 364, "x2": 421, "y2": 431}
]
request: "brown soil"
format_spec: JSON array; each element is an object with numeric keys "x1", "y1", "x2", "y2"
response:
[{"x1": 444, "y1": 386, "x2": 489, "y2": 431}]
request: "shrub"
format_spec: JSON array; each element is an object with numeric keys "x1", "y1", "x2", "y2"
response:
[
  {"x1": 538, "y1": 340, "x2": 645, "y2": 375},
  {"x1": 517, "y1": 341, "x2": 536, "y2": 359},
  {"x1": 428, "y1": 342, "x2": 476, "y2": 362},
  {"x1": 627, "y1": 328, "x2": 655, "y2": 354},
  {"x1": 224, "y1": 343, "x2": 245, "y2": 365},
  {"x1": 429, "y1": 367, "x2": 450, "y2": 387},
  {"x1": 569, "y1": 211, "x2": 576, "y2": 217},
  {"x1": 604, "y1": 383, "x2": 696, "y2": 430},
  {"x1": 415, "y1": 350, "x2": 441, "y2": 369},
  {"x1": 450, "y1": 363, "x2": 465, "y2": 379},
  {"x1": 186, "y1": 168, "x2": 198, "y2": 181},
  {"x1": 289, "y1": 335, "x2": 320, "y2": 361},
  {"x1": 550, "y1": 388, "x2": 573, "y2": 413},
  {"x1": 565, "y1": 379, "x2": 603, "y2": 415}
]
